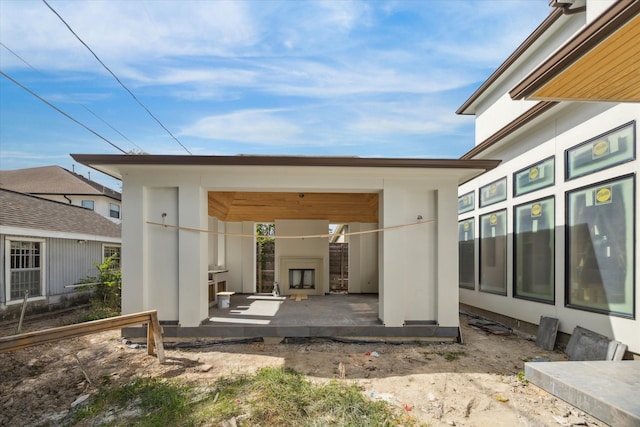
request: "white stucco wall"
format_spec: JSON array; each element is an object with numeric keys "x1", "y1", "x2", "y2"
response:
[{"x1": 459, "y1": 103, "x2": 640, "y2": 353}]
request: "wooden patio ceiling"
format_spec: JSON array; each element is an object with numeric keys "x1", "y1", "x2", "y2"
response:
[
  {"x1": 510, "y1": 2, "x2": 640, "y2": 102},
  {"x1": 208, "y1": 191, "x2": 379, "y2": 223}
]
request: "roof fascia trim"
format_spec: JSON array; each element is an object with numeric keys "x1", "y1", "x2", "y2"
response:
[
  {"x1": 0, "y1": 226, "x2": 121, "y2": 243},
  {"x1": 510, "y1": 0, "x2": 640, "y2": 100},
  {"x1": 456, "y1": 7, "x2": 563, "y2": 115},
  {"x1": 460, "y1": 101, "x2": 558, "y2": 159},
  {"x1": 71, "y1": 154, "x2": 501, "y2": 171}
]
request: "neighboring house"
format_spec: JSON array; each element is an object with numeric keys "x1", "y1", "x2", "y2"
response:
[
  {"x1": 0, "y1": 188, "x2": 121, "y2": 316},
  {"x1": 457, "y1": 1, "x2": 639, "y2": 353},
  {"x1": 72, "y1": 154, "x2": 497, "y2": 338},
  {"x1": 0, "y1": 165, "x2": 122, "y2": 224}
]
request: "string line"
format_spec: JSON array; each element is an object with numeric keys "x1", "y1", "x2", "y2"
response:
[{"x1": 146, "y1": 219, "x2": 435, "y2": 239}]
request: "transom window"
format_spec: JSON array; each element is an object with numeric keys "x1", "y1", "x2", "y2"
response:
[{"x1": 81, "y1": 199, "x2": 94, "y2": 210}]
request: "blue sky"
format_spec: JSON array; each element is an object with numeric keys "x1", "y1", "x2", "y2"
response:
[{"x1": 1, "y1": 0, "x2": 550, "y2": 189}]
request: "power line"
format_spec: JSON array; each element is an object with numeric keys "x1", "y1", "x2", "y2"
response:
[
  {"x1": 41, "y1": 0, "x2": 193, "y2": 155},
  {"x1": 0, "y1": 70, "x2": 128, "y2": 154},
  {"x1": 1, "y1": 42, "x2": 146, "y2": 154}
]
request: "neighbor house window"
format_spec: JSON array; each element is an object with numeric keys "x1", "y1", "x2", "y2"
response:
[
  {"x1": 6, "y1": 238, "x2": 45, "y2": 301},
  {"x1": 480, "y1": 210, "x2": 507, "y2": 295},
  {"x1": 566, "y1": 175, "x2": 635, "y2": 317},
  {"x1": 458, "y1": 219, "x2": 475, "y2": 290},
  {"x1": 81, "y1": 200, "x2": 94, "y2": 210},
  {"x1": 103, "y1": 245, "x2": 121, "y2": 268},
  {"x1": 514, "y1": 197, "x2": 554, "y2": 303},
  {"x1": 109, "y1": 203, "x2": 120, "y2": 219}
]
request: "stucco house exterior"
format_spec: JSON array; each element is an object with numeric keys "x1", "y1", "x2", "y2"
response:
[
  {"x1": 0, "y1": 165, "x2": 122, "y2": 224},
  {"x1": 71, "y1": 154, "x2": 498, "y2": 338},
  {"x1": 456, "y1": 0, "x2": 639, "y2": 354},
  {"x1": 0, "y1": 188, "x2": 121, "y2": 316}
]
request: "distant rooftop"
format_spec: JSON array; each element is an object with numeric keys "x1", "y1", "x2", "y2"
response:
[
  {"x1": 0, "y1": 165, "x2": 121, "y2": 201},
  {"x1": 0, "y1": 188, "x2": 121, "y2": 238}
]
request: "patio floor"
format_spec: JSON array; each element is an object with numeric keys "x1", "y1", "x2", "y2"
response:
[{"x1": 131, "y1": 293, "x2": 460, "y2": 341}]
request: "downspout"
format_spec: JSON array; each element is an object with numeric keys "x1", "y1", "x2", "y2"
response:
[{"x1": 63, "y1": 195, "x2": 72, "y2": 204}]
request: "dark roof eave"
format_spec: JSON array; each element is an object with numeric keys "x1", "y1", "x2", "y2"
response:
[
  {"x1": 456, "y1": 7, "x2": 563, "y2": 115},
  {"x1": 71, "y1": 154, "x2": 501, "y2": 175},
  {"x1": 460, "y1": 101, "x2": 559, "y2": 159},
  {"x1": 509, "y1": 0, "x2": 640, "y2": 100}
]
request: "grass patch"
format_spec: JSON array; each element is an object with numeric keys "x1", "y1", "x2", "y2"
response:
[{"x1": 67, "y1": 367, "x2": 417, "y2": 426}]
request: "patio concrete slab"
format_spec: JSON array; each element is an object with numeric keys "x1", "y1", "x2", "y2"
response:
[
  {"x1": 525, "y1": 360, "x2": 640, "y2": 426},
  {"x1": 123, "y1": 294, "x2": 460, "y2": 341}
]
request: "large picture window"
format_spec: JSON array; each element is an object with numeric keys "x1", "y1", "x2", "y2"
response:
[
  {"x1": 566, "y1": 121, "x2": 635, "y2": 180},
  {"x1": 566, "y1": 175, "x2": 635, "y2": 317},
  {"x1": 458, "y1": 219, "x2": 475, "y2": 289},
  {"x1": 6, "y1": 239, "x2": 44, "y2": 301},
  {"x1": 480, "y1": 209, "x2": 507, "y2": 295},
  {"x1": 514, "y1": 197, "x2": 554, "y2": 303}
]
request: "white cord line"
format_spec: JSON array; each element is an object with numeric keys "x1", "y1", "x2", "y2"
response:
[{"x1": 145, "y1": 219, "x2": 435, "y2": 239}]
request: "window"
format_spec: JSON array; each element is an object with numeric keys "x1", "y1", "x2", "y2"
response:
[
  {"x1": 109, "y1": 203, "x2": 121, "y2": 219},
  {"x1": 514, "y1": 197, "x2": 554, "y2": 303},
  {"x1": 458, "y1": 219, "x2": 475, "y2": 289},
  {"x1": 6, "y1": 239, "x2": 44, "y2": 301},
  {"x1": 480, "y1": 177, "x2": 507, "y2": 207},
  {"x1": 566, "y1": 175, "x2": 635, "y2": 317},
  {"x1": 81, "y1": 200, "x2": 94, "y2": 210},
  {"x1": 103, "y1": 245, "x2": 121, "y2": 268},
  {"x1": 480, "y1": 210, "x2": 507, "y2": 295},
  {"x1": 513, "y1": 157, "x2": 555, "y2": 197},
  {"x1": 566, "y1": 121, "x2": 635, "y2": 180},
  {"x1": 458, "y1": 191, "x2": 474, "y2": 214}
]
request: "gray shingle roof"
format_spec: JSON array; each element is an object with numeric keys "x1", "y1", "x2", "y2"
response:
[
  {"x1": 0, "y1": 188, "x2": 121, "y2": 238},
  {"x1": 0, "y1": 165, "x2": 121, "y2": 201}
]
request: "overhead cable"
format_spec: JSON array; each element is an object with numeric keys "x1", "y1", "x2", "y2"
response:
[
  {"x1": 0, "y1": 70, "x2": 128, "y2": 154},
  {"x1": 42, "y1": 0, "x2": 193, "y2": 155},
  {"x1": 1, "y1": 42, "x2": 146, "y2": 154}
]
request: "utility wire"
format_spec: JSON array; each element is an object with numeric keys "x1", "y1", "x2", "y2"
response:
[
  {"x1": 1, "y1": 42, "x2": 146, "y2": 154},
  {"x1": 0, "y1": 70, "x2": 128, "y2": 154},
  {"x1": 42, "y1": 0, "x2": 193, "y2": 155}
]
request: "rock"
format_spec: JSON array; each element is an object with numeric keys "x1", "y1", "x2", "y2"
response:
[
  {"x1": 70, "y1": 394, "x2": 91, "y2": 408},
  {"x1": 198, "y1": 364, "x2": 213, "y2": 373},
  {"x1": 220, "y1": 417, "x2": 237, "y2": 427}
]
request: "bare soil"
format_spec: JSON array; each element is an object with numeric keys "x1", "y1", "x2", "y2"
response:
[{"x1": 0, "y1": 310, "x2": 605, "y2": 426}]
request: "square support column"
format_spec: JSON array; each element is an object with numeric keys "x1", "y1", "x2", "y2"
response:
[{"x1": 178, "y1": 185, "x2": 208, "y2": 327}]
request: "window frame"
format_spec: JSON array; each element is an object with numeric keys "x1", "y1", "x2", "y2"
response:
[
  {"x1": 4, "y1": 237, "x2": 46, "y2": 304},
  {"x1": 109, "y1": 203, "x2": 121, "y2": 219},
  {"x1": 81, "y1": 199, "x2": 95, "y2": 210},
  {"x1": 458, "y1": 191, "x2": 475, "y2": 214},
  {"x1": 479, "y1": 209, "x2": 508, "y2": 296},
  {"x1": 512, "y1": 196, "x2": 555, "y2": 304},
  {"x1": 565, "y1": 121, "x2": 636, "y2": 181},
  {"x1": 102, "y1": 244, "x2": 121, "y2": 268},
  {"x1": 564, "y1": 174, "x2": 636, "y2": 318},
  {"x1": 458, "y1": 217, "x2": 476, "y2": 290},
  {"x1": 513, "y1": 156, "x2": 555, "y2": 197},
  {"x1": 479, "y1": 177, "x2": 507, "y2": 208}
]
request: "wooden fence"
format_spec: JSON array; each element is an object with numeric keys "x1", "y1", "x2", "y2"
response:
[{"x1": 0, "y1": 310, "x2": 165, "y2": 363}]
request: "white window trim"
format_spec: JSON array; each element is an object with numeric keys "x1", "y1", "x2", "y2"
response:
[{"x1": 4, "y1": 236, "x2": 47, "y2": 304}]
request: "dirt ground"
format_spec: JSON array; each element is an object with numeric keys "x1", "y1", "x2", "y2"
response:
[{"x1": 0, "y1": 310, "x2": 605, "y2": 427}]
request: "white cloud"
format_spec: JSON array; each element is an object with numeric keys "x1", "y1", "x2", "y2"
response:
[{"x1": 180, "y1": 110, "x2": 302, "y2": 144}]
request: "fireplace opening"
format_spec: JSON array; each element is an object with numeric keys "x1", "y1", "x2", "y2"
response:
[{"x1": 289, "y1": 268, "x2": 315, "y2": 289}]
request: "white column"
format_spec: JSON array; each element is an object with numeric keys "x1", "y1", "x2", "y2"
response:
[
  {"x1": 380, "y1": 183, "x2": 405, "y2": 326},
  {"x1": 178, "y1": 185, "x2": 208, "y2": 327},
  {"x1": 241, "y1": 221, "x2": 256, "y2": 293},
  {"x1": 121, "y1": 181, "x2": 144, "y2": 315},
  {"x1": 436, "y1": 183, "x2": 459, "y2": 327}
]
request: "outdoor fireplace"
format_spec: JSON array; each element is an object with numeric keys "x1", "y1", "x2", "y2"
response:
[
  {"x1": 280, "y1": 256, "x2": 324, "y2": 294},
  {"x1": 289, "y1": 268, "x2": 315, "y2": 289}
]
